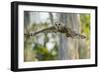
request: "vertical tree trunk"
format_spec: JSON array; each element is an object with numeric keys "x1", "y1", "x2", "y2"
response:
[
  {"x1": 57, "y1": 13, "x2": 80, "y2": 60},
  {"x1": 24, "y1": 11, "x2": 30, "y2": 29},
  {"x1": 49, "y1": 12, "x2": 54, "y2": 24},
  {"x1": 24, "y1": 12, "x2": 37, "y2": 61}
]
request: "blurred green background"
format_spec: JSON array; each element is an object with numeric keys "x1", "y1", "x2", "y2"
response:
[{"x1": 24, "y1": 11, "x2": 90, "y2": 62}]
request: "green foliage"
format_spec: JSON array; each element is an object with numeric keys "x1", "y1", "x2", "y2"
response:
[
  {"x1": 33, "y1": 43, "x2": 57, "y2": 61},
  {"x1": 79, "y1": 14, "x2": 90, "y2": 59},
  {"x1": 24, "y1": 22, "x2": 58, "y2": 61},
  {"x1": 80, "y1": 14, "x2": 90, "y2": 39}
]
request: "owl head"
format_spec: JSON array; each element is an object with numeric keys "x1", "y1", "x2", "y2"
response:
[{"x1": 55, "y1": 22, "x2": 66, "y2": 32}]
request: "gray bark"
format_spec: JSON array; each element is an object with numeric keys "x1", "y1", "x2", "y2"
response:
[
  {"x1": 24, "y1": 12, "x2": 38, "y2": 61},
  {"x1": 24, "y1": 11, "x2": 30, "y2": 29},
  {"x1": 49, "y1": 12, "x2": 54, "y2": 24},
  {"x1": 57, "y1": 13, "x2": 80, "y2": 60}
]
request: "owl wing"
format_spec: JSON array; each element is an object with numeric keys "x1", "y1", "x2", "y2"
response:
[
  {"x1": 25, "y1": 26, "x2": 57, "y2": 36},
  {"x1": 75, "y1": 34, "x2": 86, "y2": 39},
  {"x1": 65, "y1": 27, "x2": 86, "y2": 39}
]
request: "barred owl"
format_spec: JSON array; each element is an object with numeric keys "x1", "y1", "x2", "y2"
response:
[
  {"x1": 25, "y1": 23, "x2": 86, "y2": 39},
  {"x1": 55, "y1": 23, "x2": 86, "y2": 39}
]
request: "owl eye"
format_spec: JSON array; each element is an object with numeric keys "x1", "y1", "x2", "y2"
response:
[{"x1": 55, "y1": 24, "x2": 58, "y2": 28}]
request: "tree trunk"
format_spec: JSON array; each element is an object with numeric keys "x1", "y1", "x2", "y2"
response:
[
  {"x1": 24, "y1": 12, "x2": 38, "y2": 61},
  {"x1": 57, "y1": 13, "x2": 80, "y2": 60}
]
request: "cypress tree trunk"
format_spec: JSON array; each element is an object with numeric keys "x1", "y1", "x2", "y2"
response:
[{"x1": 57, "y1": 13, "x2": 80, "y2": 60}]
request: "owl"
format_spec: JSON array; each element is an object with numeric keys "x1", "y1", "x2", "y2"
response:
[
  {"x1": 25, "y1": 23, "x2": 86, "y2": 39},
  {"x1": 54, "y1": 23, "x2": 86, "y2": 39}
]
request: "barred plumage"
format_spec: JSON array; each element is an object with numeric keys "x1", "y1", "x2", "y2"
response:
[
  {"x1": 55, "y1": 23, "x2": 86, "y2": 39},
  {"x1": 25, "y1": 23, "x2": 86, "y2": 39}
]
